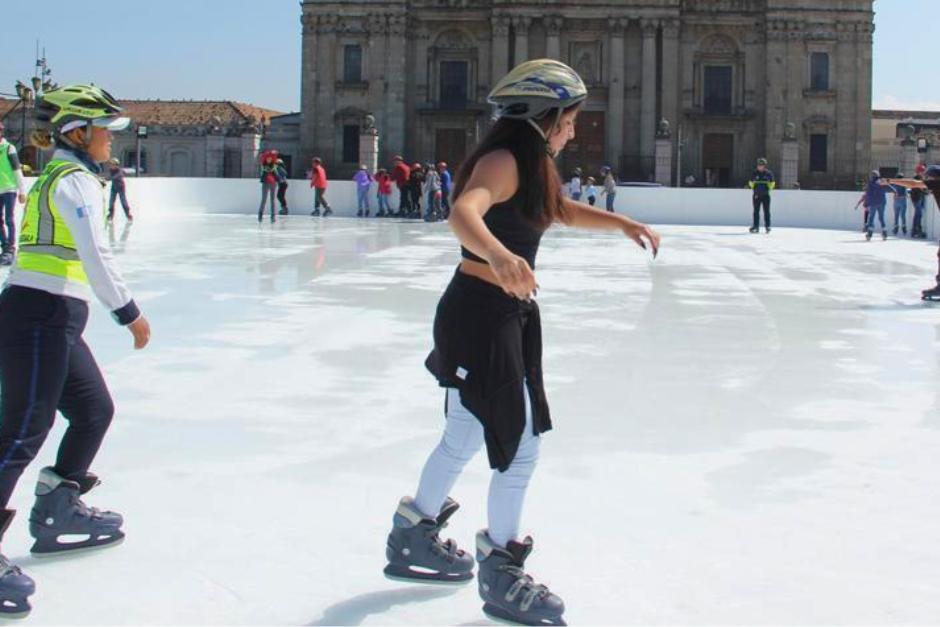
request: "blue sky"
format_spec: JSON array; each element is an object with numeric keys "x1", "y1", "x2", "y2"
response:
[{"x1": 0, "y1": 0, "x2": 934, "y2": 113}]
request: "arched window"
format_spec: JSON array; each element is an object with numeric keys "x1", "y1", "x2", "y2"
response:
[
  {"x1": 694, "y1": 34, "x2": 744, "y2": 116},
  {"x1": 430, "y1": 28, "x2": 478, "y2": 109}
]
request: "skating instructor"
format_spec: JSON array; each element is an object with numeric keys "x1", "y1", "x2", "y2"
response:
[
  {"x1": 383, "y1": 59, "x2": 659, "y2": 626},
  {"x1": 0, "y1": 84, "x2": 150, "y2": 618}
]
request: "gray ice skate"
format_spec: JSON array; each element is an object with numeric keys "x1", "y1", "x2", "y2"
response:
[
  {"x1": 29, "y1": 467, "x2": 124, "y2": 556},
  {"x1": 0, "y1": 511, "x2": 34, "y2": 619},
  {"x1": 476, "y1": 530, "x2": 566, "y2": 626},
  {"x1": 383, "y1": 496, "x2": 474, "y2": 584}
]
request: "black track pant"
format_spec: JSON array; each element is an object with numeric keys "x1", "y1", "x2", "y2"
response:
[
  {"x1": 277, "y1": 183, "x2": 289, "y2": 210},
  {"x1": 752, "y1": 194, "x2": 771, "y2": 229},
  {"x1": 0, "y1": 287, "x2": 114, "y2": 508}
]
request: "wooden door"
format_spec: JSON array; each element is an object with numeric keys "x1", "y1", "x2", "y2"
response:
[
  {"x1": 702, "y1": 133, "x2": 734, "y2": 187},
  {"x1": 563, "y1": 111, "x2": 606, "y2": 180},
  {"x1": 435, "y1": 128, "x2": 468, "y2": 172}
]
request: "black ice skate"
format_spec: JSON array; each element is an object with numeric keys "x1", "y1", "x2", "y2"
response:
[
  {"x1": 865, "y1": 229, "x2": 873, "y2": 241},
  {"x1": 29, "y1": 468, "x2": 124, "y2": 556},
  {"x1": 311, "y1": 209, "x2": 321, "y2": 216},
  {"x1": 882, "y1": 230, "x2": 888, "y2": 241},
  {"x1": 749, "y1": 226, "x2": 759, "y2": 233},
  {"x1": 384, "y1": 496, "x2": 474, "y2": 584},
  {"x1": 922, "y1": 284, "x2": 940, "y2": 301},
  {"x1": 476, "y1": 531, "x2": 566, "y2": 626},
  {"x1": 0, "y1": 511, "x2": 34, "y2": 619}
]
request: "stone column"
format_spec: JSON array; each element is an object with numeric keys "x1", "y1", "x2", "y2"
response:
[
  {"x1": 780, "y1": 124, "x2": 799, "y2": 189},
  {"x1": 315, "y1": 14, "x2": 338, "y2": 165},
  {"x1": 240, "y1": 132, "x2": 262, "y2": 178},
  {"x1": 204, "y1": 131, "x2": 226, "y2": 178},
  {"x1": 545, "y1": 16, "x2": 563, "y2": 60},
  {"x1": 854, "y1": 20, "x2": 874, "y2": 185},
  {"x1": 900, "y1": 136, "x2": 918, "y2": 176},
  {"x1": 491, "y1": 15, "x2": 510, "y2": 83},
  {"x1": 360, "y1": 123, "x2": 380, "y2": 173},
  {"x1": 513, "y1": 16, "x2": 532, "y2": 65},
  {"x1": 654, "y1": 122, "x2": 673, "y2": 186},
  {"x1": 415, "y1": 24, "x2": 431, "y2": 105},
  {"x1": 367, "y1": 14, "x2": 388, "y2": 159},
  {"x1": 661, "y1": 18, "x2": 680, "y2": 171},
  {"x1": 640, "y1": 18, "x2": 658, "y2": 168},
  {"x1": 299, "y1": 12, "x2": 319, "y2": 164},
  {"x1": 606, "y1": 18, "x2": 628, "y2": 169},
  {"x1": 386, "y1": 14, "x2": 408, "y2": 158},
  {"x1": 764, "y1": 19, "x2": 788, "y2": 171}
]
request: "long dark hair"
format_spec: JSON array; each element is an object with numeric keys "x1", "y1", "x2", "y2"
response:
[{"x1": 452, "y1": 105, "x2": 578, "y2": 229}]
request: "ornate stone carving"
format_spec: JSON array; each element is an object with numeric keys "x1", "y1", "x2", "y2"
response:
[
  {"x1": 546, "y1": 16, "x2": 564, "y2": 36},
  {"x1": 640, "y1": 18, "x2": 659, "y2": 37},
  {"x1": 607, "y1": 17, "x2": 629, "y2": 35},
  {"x1": 512, "y1": 15, "x2": 532, "y2": 35},
  {"x1": 317, "y1": 14, "x2": 339, "y2": 35},
  {"x1": 662, "y1": 18, "x2": 680, "y2": 39},
  {"x1": 656, "y1": 118, "x2": 671, "y2": 139},
  {"x1": 300, "y1": 13, "x2": 317, "y2": 36},
  {"x1": 783, "y1": 121, "x2": 797, "y2": 140},
  {"x1": 367, "y1": 14, "x2": 387, "y2": 35},
  {"x1": 700, "y1": 33, "x2": 739, "y2": 54},
  {"x1": 570, "y1": 41, "x2": 600, "y2": 85},
  {"x1": 388, "y1": 15, "x2": 406, "y2": 36},
  {"x1": 434, "y1": 28, "x2": 475, "y2": 50},
  {"x1": 491, "y1": 14, "x2": 510, "y2": 37}
]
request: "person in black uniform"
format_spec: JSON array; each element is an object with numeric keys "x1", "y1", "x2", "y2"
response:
[
  {"x1": 381, "y1": 59, "x2": 660, "y2": 626},
  {"x1": 749, "y1": 157, "x2": 775, "y2": 233}
]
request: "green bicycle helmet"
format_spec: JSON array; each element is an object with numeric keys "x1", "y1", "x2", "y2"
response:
[{"x1": 35, "y1": 84, "x2": 130, "y2": 134}]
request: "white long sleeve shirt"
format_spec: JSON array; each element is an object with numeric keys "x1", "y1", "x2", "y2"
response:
[{"x1": 6, "y1": 149, "x2": 140, "y2": 325}]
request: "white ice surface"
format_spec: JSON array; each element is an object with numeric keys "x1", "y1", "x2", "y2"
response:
[{"x1": 5, "y1": 215, "x2": 940, "y2": 625}]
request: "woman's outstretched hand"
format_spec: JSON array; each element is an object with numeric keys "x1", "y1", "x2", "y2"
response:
[{"x1": 623, "y1": 222, "x2": 661, "y2": 258}]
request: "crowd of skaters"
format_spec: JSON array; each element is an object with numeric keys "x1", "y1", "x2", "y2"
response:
[
  {"x1": 856, "y1": 162, "x2": 931, "y2": 241},
  {"x1": 564, "y1": 165, "x2": 618, "y2": 212}
]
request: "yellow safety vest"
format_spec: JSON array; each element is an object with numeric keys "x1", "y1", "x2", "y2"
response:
[{"x1": 16, "y1": 159, "x2": 90, "y2": 285}]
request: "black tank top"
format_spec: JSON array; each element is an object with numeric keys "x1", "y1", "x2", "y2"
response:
[{"x1": 461, "y1": 191, "x2": 546, "y2": 269}]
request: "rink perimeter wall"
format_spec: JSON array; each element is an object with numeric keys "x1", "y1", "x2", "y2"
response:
[{"x1": 27, "y1": 177, "x2": 940, "y2": 238}]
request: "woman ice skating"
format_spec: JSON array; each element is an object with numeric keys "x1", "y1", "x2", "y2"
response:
[
  {"x1": 889, "y1": 173, "x2": 908, "y2": 236},
  {"x1": 309, "y1": 157, "x2": 332, "y2": 217},
  {"x1": 857, "y1": 170, "x2": 889, "y2": 240},
  {"x1": 0, "y1": 84, "x2": 151, "y2": 618},
  {"x1": 258, "y1": 151, "x2": 279, "y2": 223},
  {"x1": 276, "y1": 158, "x2": 290, "y2": 215},
  {"x1": 599, "y1": 165, "x2": 617, "y2": 212},
  {"x1": 383, "y1": 59, "x2": 659, "y2": 626}
]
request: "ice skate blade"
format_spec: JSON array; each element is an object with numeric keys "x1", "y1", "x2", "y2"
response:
[
  {"x1": 30, "y1": 532, "x2": 125, "y2": 558},
  {"x1": 483, "y1": 603, "x2": 566, "y2": 626},
  {"x1": 383, "y1": 564, "x2": 473, "y2": 586},
  {"x1": 0, "y1": 606, "x2": 30, "y2": 621}
]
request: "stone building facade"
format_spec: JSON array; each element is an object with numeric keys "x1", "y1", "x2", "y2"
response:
[
  {"x1": 0, "y1": 98, "x2": 286, "y2": 178},
  {"x1": 299, "y1": 0, "x2": 874, "y2": 189},
  {"x1": 871, "y1": 110, "x2": 940, "y2": 178}
]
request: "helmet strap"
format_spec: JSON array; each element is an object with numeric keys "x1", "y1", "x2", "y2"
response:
[{"x1": 528, "y1": 107, "x2": 564, "y2": 158}]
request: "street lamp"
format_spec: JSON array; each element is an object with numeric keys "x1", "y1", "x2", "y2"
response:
[{"x1": 135, "y1": 125, "x2": 148, "y2": 177}]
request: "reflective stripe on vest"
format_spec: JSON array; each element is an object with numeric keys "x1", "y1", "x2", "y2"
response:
[{"x1": 16, "y1": 160, "x2": 89, "y2": 285}]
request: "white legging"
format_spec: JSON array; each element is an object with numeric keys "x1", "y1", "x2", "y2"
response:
[{"x1": 414, "y1": 385, "x2": 540, "y2": 548}]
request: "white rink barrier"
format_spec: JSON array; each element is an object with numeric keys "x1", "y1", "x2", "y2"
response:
[{"x1": 22, "y1": 176, "x2": 939, "y2": 238}]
